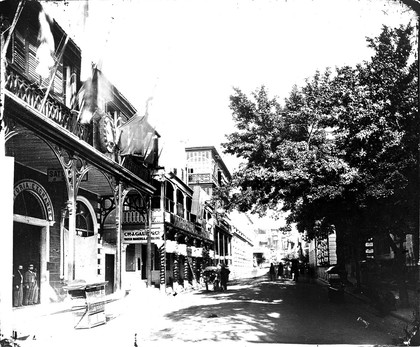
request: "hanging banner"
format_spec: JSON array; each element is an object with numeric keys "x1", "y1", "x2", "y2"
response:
[
  {"x1": 178, "y1": 244, "x2": 187, "y2": 256},
  {"x1": 165, "y1": 240, "x2": 178, "y2": 253},
  {"x1": 191, "y1": 247, "x2": 203, "y2": 257}
]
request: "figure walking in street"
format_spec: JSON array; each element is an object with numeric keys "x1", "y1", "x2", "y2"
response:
[
  {"x1": 13, "y1": 265, "x2": 24, "y2": 307},
  {"x1": 23, "y1": 264, "x2": 36, "y2": 305},
  {"x1": 277, "y1": 262, "x2": 284, "y2": 279},
  {"x1": 269, "y1": 263, "x2": 276, "y2": 281},
  {"x1": 220, "y1": 263, "x2": 230, "y2": 291},
  {"x1": 291, "y1": 259, "x2": 299, "y2": 282}
]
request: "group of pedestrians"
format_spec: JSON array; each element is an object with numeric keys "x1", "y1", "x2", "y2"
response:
[
  {"x1": 269, "y1": 259, "x2": 300, "y2": 281},
  {"x1": 203, "y1": 263, "x2": 231, "y2": 292},
  {"x1": 13, "y1": 263, "x2": 39, "y2": 307}
]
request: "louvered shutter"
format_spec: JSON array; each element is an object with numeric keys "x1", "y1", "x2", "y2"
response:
[
  {"x1": 52, "y1": 63, "x2": 64, "y2": 101},
  {"x1": 27, "y1": 27, "x2": 40, "y2": 84},
  {"x1": 12, "y1": 29, "x2": 26, "y2": 73}
]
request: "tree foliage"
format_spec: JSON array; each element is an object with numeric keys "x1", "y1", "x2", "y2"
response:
[{"x1": 220, "y1": 24, "x2": 419, "y2": 244}]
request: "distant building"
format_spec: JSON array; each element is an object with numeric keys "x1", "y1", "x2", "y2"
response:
[
  {"x1": 184, "y1": 146, "x2": 233, "y2": 266},
  {"x1": 185, "y1": 146, "x2": 231, "y2": 197}
]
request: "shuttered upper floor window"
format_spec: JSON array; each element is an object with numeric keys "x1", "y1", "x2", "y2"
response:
[{"x1": 9, "y1": 21, "x2": 64, "y2": 103}]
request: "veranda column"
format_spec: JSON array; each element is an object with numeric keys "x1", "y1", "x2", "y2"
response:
[
  {"x1": 222, "y1": 233, "x2": 226, "y2": 264},
  {"x1": 174, "y1": 253, "x2": 179, "y2": 288},
  {"x1": 115, "y1": 182, "x2": 123, "y2": 291},
  {"x1": 192, "y1": 240, "x2": 197, "y2": 287},
  {"x1": 159, "y1": 242, "x2": 166, "y2": 292},
  {"x1": 184, "y1": 237, "x2": 190, "y2": 286},
  {"x1": 229, "y1": 236, "x2": 232, "y2": 266},
  {"x1": 216, "y1": 229, "x2": 220, "y2": 264},
  {"x1": 173, "y1": 233, "x2": 180, "y2": 291},
  {"x1": 66, "y1": 158, "x2": 77, "y2": 281}
]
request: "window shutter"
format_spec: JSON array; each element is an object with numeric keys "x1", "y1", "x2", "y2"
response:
[
  {"x1": 52, "y1": 63, "x2": 63, "y2": 99},
  {"x1": 12, "y1": 29, "x2": 26, "y2": 73},
  {"x1": 27, "y1": 28, "x2": 40, "y2": 84}
]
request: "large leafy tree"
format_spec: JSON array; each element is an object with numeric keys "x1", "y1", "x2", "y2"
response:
[{"x1": 220, "y1": 24, "x2": 418, "y2": 305}]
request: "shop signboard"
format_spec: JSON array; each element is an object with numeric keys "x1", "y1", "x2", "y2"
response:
[
  {"x1": 122, "y1": 224, "x2": 163, "y2": 244},
  {"x1": 169, "y1": 214, "x2": 195, "y2": 234},
  {"x1": 47, "y1": 168, "x2": 88, "y2": 182},
  {"x1": 13, "y1": 179, "x2": 54, "y2": 221},
  {"x1": 152, "y1": 210, "x2": 164, "y2": 223}
]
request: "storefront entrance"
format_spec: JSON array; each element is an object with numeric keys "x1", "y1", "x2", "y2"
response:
[
  {"x1": 13, "y1": 222, "x2": 41, "y2": 306},
  {"x1": 105, "y1": 254, "x2": 115, "y2": 295}
]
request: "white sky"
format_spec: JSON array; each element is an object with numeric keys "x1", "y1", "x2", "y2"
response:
[{"x1": 44, "y1": 0, "x2": 415, "y2": 173}]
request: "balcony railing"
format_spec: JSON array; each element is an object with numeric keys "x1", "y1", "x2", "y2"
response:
[{"x1": 5, "y1": 68, "x2": 91, "y2": 143}]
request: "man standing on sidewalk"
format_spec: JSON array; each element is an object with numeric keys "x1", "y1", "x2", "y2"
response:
[
  {"x1": 13, "y1": 265, "x2": 23, "y2": 307},
  {"x1": 220, "y1": 264, "x2": 230, "y2": 291},
  {"x1": 23, "y1": 264, "x2": 36, "y2": 305}
]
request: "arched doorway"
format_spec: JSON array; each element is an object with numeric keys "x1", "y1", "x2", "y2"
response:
[
  {"x1": 63, "y1": 197, "x2": 98, "y2": 283},
  {"x1": 13, "y1": 180, "x2": 54, "y2": 307}
]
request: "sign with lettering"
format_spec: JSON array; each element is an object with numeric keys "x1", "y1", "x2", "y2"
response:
[
  {"x1": 169, "y1": 214, "x2": 195, "y2": 233},
  {"x1": 122, "y1": 224, "x2": 163, "y2": 244},
  {"x1": 13, "y1": 179, "x2": 54, "y2": 221},
  {"x1": 47, "y1": 168, "x2": 88, "y2": 183}
]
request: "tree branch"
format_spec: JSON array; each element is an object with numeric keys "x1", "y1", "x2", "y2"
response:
[{"x1": 398, "y1": 0, "x2": 420, "y2": 14}]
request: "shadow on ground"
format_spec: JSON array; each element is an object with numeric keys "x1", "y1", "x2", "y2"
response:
[{"x1": 143, "y1": 277, "x2": 400, "y2": 344}]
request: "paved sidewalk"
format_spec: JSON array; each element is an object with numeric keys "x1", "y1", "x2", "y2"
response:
[{"x1": 6, "y1": 269, "x2": 271, "y2": 346}]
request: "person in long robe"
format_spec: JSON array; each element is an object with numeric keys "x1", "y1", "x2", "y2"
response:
[{"x1": 23, "y1": 264, "x2": 36, "y2": 305}]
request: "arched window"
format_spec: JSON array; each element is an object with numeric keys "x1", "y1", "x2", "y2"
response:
[
  {"x1": 65, "y1": 200, "x2": 94, "y2": 237},
  {"x1": 176, "y1": 190, "x2": 184, "y2": 217},
  {"x1": 165, "y1": 182, "x2": 175, "y2": 213}
]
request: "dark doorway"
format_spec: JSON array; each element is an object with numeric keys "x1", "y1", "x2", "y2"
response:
[
  {"x1": 105, "y1": 254, "x2": 115, "y2": 295},
  {"x1": 141, "y1": 244, "x2": 147, "y2": 279},
  {"x1": 13, "y1": 222, "x2": 41, "y2": 305},
  {"x1": 13, "y1": 222, "x2": 41, "y2": 276}
]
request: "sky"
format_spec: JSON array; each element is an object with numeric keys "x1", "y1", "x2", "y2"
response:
[{"x1": 44, "y1": 0, "x2": 416, "y2": 174}]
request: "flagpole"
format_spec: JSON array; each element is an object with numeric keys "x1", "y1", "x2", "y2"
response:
[
  {"x1": 1, "y1": 0, "x2": 26, "y2": 61},
  {"x1": 40, "y1": 35, "x2": 69, "y2": 112}
]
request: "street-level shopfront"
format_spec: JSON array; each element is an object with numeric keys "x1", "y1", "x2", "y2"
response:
[
  {"x1": 1, "y1": 0, "x2": 158, "y2": 318},
  {"x1": 122, "y1": 204, "x2": 214, "y2": 293},
  {"x1": 213, "y1": 221, "x2": 233, "y2": 267},
  {"x1": 164, "y1": 213, "x2": 214, "y2": 292}
]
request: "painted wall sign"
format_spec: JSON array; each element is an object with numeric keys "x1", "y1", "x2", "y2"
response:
[
  {"x1": 168, "y1": 213, "x2": 195, "y2": 233},
  {"x1": 13, "y1": 179, "x2": 54, "y2": 221}
]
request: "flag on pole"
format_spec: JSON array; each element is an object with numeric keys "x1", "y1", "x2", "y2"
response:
[
  {"x1": 36, "y1": 8, "x2": 55, "y2": 78},
  {"x1": 118, "y1": 114, "x2": 157, "y2": 158}
]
